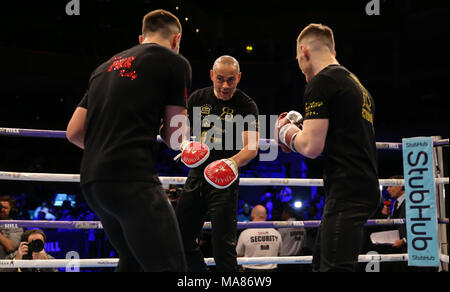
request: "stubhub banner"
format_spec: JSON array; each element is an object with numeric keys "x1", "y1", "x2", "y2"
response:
[{"x1": 402, "y1": 137, "x2": 439, "y2": 267}]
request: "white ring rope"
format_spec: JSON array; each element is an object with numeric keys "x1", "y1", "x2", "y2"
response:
[
  {"x1": 1, "y1": 254, "x2": 448, "y2": 268},
  {"x1": 0, "y1": 171, "x2": 448, "y2": 187},
  {"x1": 8, "y1": 218, "x2": 442, "y2": 230},
  {"x1": 3, "y1": 218, "x2": 449, "y2": 230},
  {"x1": 1, "y1": 127, "x2": 449, "y2": 150},
  {"x1": 2, "y1": 254, "x2": 444, "y2": 269}
]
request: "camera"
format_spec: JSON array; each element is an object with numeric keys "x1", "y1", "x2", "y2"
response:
[
  {"x1": 166, "y1": 187, "x2": 182, "y2": 201},
  {"x1": 23, "y1": 239, "x2": 45, "y2": 260}
]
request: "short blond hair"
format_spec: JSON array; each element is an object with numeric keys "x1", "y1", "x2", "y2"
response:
[
  {"x1": 213, "y1": 55, "x2": 240, "y2": 73},
  {"x1": 142, "y1": 9, "x2": 182, "y2": 39},
  {"x1": 297, "y1": 23, "x2": 335, "y2": 53}
]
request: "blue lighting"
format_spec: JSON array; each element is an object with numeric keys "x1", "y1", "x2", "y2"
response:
[{"x1": 53, "y1": 193, "x2": 76, "y2": 207}]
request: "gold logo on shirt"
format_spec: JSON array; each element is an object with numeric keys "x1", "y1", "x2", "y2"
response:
[
  {"x1": 220, "y1": 107, "x2": 235, "y2": 121},
  {"x1": 305, "y1": 101, "x2": 324, "y2": 119},
  {"x1": 349, "y1": 73, "x2": 374, "y2": 125},
  {"x1": 201, "y1": 104, "x2": 212, "y2": 115},
  {"x1": 305, "y1": 101, "x2": 324, "y2": 112}
]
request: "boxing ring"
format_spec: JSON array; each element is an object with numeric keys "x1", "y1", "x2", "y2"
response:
[{"x1": 0, "y1": 127, "x2": 448, "y2": 271}]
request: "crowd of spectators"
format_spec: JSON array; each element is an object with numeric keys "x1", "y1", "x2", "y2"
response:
[
  {"x1": 8, "y1": 193, "x2": 98, "y2": 222},
  {"x1": 5, "y1": 176, "x2": 431, "y2": 273},
  {"x1": 4, "y1": 178, "x2": 436, "y2": 273},
  {"x1": 1, "y1": 183, "x2": 324, "y2": 271}
]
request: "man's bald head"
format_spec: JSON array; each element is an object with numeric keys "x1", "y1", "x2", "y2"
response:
[
  {"x1": 212, "y1": 55, "x2": 240, "y2": 73},
  {"x1": 251, "y1": 205, "x2": 267, "y2": 222},
  {"x1": 210, "y1": 55, "x2": 242, "y2": 100}
]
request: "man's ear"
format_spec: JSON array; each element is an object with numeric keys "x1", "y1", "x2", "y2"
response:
[
  {"x1": 237, "y1": 72, "x2": 242, "y2": 84},
  {"x1": 139, "y1": 35, "x2": 144, "y2": 44},
  {"x1": 210, "y1": 69, "x2": 214, "y2": 81},
  {"x1": 301, "y1": 45, "x2": 310, "y2": 60},
  {"x1": 172, "y1": 33, "x2": 182, "y2": 51}
]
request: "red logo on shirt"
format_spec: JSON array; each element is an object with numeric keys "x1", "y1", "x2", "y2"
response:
[{"x1": 107, "y1": 56, "x2": 138, "y2": 80}]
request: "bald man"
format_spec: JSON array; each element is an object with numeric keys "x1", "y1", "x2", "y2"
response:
[
  {"x1": 175, "y1": 56, "x2": 259, "y2": 272},
  {"x1": 251, "y1": 205, "x2": 267, "y2": 219},
  {"x1": 236, "y1": 205, "x2": 282, "y2": 272},
  {"x1": 275, "y1": 24, "x2": 379, "y2": 272}
]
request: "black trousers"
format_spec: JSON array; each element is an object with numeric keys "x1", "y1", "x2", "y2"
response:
[
  {"x1": 175, "y1": 176, "x2": 239, "y2": 272},
  {"x1": 312, "y1": 198, "x2": 377, "y2": 272},
  {"x1": 82, "y1": 181, "x2": 186, "y2": 272}
]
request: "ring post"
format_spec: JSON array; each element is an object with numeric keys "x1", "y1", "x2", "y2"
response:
[{"x1": 432, "y1": 136, "x2": 449, "y2": 271}]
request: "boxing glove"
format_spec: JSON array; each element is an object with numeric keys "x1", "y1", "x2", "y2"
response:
[
  {"x1": 204, "y1": 158, "x2": 238, "y2": 189},
  {"x1": 275, "y1": 111, "x2": 303, "y2": 153},
  {"x1": 176, "y1": 141, "x2": 210, "y2": 168},
  {"x1": 286, "y1": 111, "x2": 304, "y2": 129}
]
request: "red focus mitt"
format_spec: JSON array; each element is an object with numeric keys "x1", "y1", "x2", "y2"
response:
[
  {"x1": 175, "y1": 141, "x2": 210, "y2": 168},
  {"x1": 204, "y1": 158, "x2": 238, "y2": 189}
]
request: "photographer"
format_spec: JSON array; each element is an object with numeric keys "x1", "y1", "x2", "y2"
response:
[
  {"x1": 0, "y1": 195, "x2": 23, "y2": 259},
  {"x1": 7, "y1": 229, "x2": 58, "y2": 272},
  {"x1": 167, "y1": 184, "x2": 183, "y2": 209}
]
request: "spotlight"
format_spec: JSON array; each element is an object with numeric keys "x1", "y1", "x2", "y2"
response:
[{"x1": 294, "y1": 201, "x2": 302, "y2": 209}]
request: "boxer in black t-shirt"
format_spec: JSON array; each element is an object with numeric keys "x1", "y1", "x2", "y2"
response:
[
  {"x1": 67, "y1": 10, "x2": 191, "y2": 272},
  {"x1": 175, "y1": 56, "x2": 259, "y2": 272},
  {"x1": 275, "y1": 24, "x2": 379, "y2": 272}
]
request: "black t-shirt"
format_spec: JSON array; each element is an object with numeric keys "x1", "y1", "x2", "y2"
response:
[
  {"x1": 304, "y1": 64, "x2": 379, "y2": 205},
  {"x1": 187, "y1": 86, "x2": 259, "y2": 177},
  {"x1": 78, "y1": 43, "x2": 192, "y2": 185}
]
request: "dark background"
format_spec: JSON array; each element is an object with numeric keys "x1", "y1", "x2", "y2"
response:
[{"x1": 0, "y1": 0, "x2": 448, "y2": 210}]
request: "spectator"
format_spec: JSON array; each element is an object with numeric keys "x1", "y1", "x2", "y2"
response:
[
  {"x1": 0, "y1": 195, "x2": 23, "y2": 259},
  {"x1": 33, "y1": 201, "x2": 56, "y2": 220},
  {"x1": 11, "y1": 192, "x2": 30, "y2": 220},
  {"x1": 382, "y1": 176, "x2": 407, "y2": 251},
  {"x1": 237, "y1": 203, "x2": 252, "y2": 222},
  {"x1": 277, "y1": 205, "x2": 307, "y2": 272},
  {"x1": 372, "y1": 175, "x2": 408, "y2": 272},
  {"x1": 57, "y1": 200, "x2": 76, "y2": 221},
  {"x1": 167, "y1": 184, "x2": 183, "y2": 209},
  {"x1": 5, "y1": 229, "x2": 58, "y2": 272},
  {"x1": 236, "y1": 205, "x2": 282, "y2": 272}
]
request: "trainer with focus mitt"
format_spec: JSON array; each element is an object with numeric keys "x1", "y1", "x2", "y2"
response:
[{"x1": 175, "y1": 56, "x2": 259, "y2": 272}]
